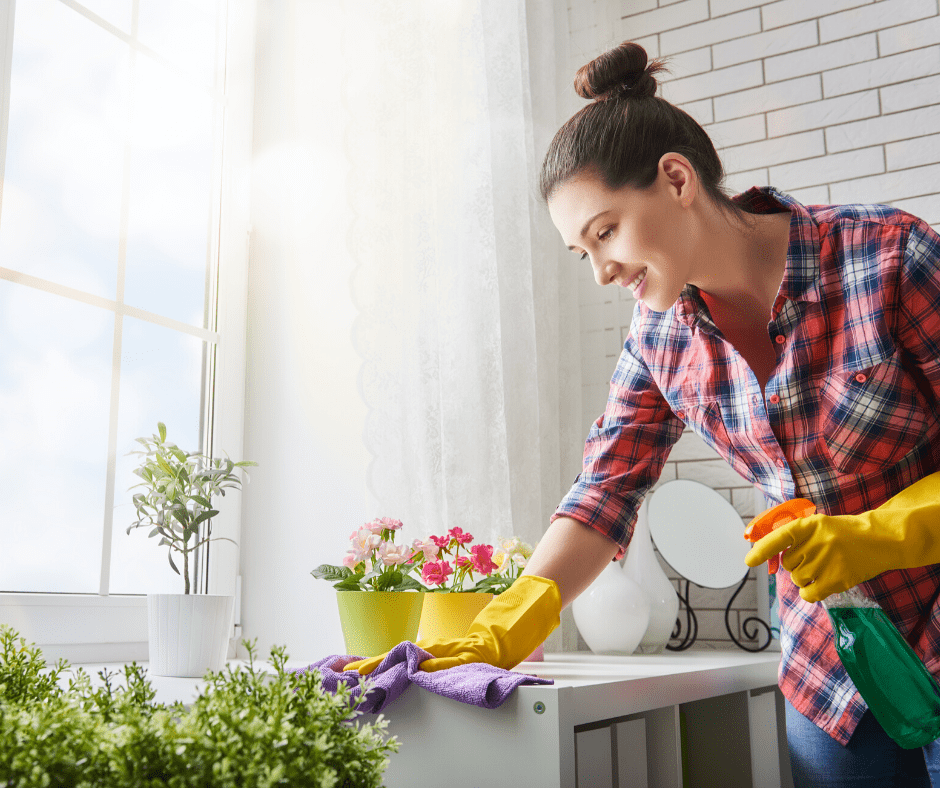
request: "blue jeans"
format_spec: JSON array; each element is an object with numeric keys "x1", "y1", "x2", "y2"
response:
[{"x1": 786, "y1": 700, "x2": 940, "y2": 787}]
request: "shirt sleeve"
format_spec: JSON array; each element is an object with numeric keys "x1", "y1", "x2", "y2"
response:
[
  {"x1": 552, "y1": 327, "x2": 684, "y2": 559},
  {"x1": 897, "y1": 219, "x2": 940, "y2": 405}
]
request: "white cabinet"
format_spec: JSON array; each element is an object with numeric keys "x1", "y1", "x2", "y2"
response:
[
  {"x1": 72, "y1": 651, "x2": 792, "y2": 788},
  {"x1": 379, "y1": 651, "x2": 793, "y2": 788}
]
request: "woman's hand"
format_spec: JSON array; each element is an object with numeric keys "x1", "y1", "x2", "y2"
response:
[{"x1": 745, "y1": 473, "x2": 940, "y2": 603}]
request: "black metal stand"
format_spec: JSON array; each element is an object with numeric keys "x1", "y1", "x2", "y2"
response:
[
  {"x1": 724, "y1": 570, "x2": 773, "y2": 652},
  {"x1": 666, "y1": 578, "x2": 698, "y2": 651},
  {"x1": 666, "y1": 571, "x2": 774, "y2": 652}
]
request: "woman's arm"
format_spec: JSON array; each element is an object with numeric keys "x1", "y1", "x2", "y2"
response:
[{"x1": 523, "y1": 515, "x2": 621, "y2": 609}]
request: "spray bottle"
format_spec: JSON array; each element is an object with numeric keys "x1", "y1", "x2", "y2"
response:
[{"x1": 745, "y1": 499, "x2": 940, "y2": 749}]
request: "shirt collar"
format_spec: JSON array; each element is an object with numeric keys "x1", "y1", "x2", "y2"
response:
[{"x1": 674, "y1": 186, "x2": 821, "y2": 328}]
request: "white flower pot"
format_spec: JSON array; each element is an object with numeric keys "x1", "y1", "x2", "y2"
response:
[{"x1": 147, "y1": 593, "x2": 235, "y2": 677}]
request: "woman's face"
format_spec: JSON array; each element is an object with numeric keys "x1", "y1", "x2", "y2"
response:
[{"x1": 547, "y1": 160, "x2": 697, "y2": 313}]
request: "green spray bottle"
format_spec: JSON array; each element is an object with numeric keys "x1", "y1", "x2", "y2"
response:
[{"x1": 746, "y1": 500, "x2": 940, "y2": 749}]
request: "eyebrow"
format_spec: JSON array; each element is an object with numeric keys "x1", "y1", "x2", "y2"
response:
[{"x1": 566, "y1": 210, "x2": 612, "y2": 251}]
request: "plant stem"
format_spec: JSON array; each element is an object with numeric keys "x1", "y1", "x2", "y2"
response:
[{"x1": 183, "y1": 544, "x2": 190, "y2": 595}]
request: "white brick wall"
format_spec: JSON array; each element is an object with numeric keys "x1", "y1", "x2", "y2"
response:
[{"x1": 561, "y1": 0, "x2": 940, "y2": 650}]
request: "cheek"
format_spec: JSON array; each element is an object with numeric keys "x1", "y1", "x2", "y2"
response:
[{"x1": 648, "y1": 214, "x2": 691, "y2": 266}]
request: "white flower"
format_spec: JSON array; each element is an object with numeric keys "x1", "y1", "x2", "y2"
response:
[{"x1": 378, "y1": 541, "x2": 414, "y2": 566}]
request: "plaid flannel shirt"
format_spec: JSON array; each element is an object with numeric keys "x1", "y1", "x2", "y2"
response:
[{"x1": 554, "y1": 186, "x2": 940, "y2": 744}]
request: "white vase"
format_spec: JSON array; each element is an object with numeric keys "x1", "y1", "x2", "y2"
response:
[
  {"x1": 572, "y1": 560, "x2": 651, "y2": 655},
  {"x1": 147, "y1": 593, "x2": 235, "y2": 677},
  {"x1": 626, "y1": 498, "x2": 680, "y2": 654}
]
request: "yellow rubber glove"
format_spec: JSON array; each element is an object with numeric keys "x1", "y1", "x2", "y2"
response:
[
  {"x1": 344, "y1": 574, "x2": 561, "y2": 675},
  {"x1": 744, "y1": 472, "x2": 940, "y2": 603}
]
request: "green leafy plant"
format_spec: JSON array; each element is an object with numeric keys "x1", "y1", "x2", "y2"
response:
[
  {"x1": 0, "y1": 625, "x2": 397, "y2": 787},
  {"x1": 127, "y1": 422, "x2": 257, "y2": 594}
]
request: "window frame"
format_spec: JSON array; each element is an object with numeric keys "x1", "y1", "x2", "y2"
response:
[{"x1": 0, "y1": 0, "x2": 256, "y2": 664}]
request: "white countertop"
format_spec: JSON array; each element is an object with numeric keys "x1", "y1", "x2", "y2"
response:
[{"x1": 70, "y1": 649, "x2": 781, "y2": 710}]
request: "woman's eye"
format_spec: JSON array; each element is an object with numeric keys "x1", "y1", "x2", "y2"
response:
[{"x1": 598, "y1": 228, "x2": 613, "y2": 242}]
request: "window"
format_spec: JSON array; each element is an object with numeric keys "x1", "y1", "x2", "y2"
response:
[{"x1": 0, "y1": 0, "x2": 253, "y2": 660}]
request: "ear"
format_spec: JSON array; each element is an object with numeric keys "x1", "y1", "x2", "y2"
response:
[{"x1": 658, "y1": 153, "x2": 697, "y2": 208}]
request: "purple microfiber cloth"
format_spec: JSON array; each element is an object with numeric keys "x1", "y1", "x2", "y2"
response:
[{"x1": 295, "y1": 641, "x2": 553, "y2": 714}]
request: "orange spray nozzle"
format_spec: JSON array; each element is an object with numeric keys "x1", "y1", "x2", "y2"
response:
[{"x1": 744, "y1": 498, "x2": 817, "y2": 574}]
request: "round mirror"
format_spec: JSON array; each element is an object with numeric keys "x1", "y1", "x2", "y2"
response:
[{"x1": 646, "y1": 479, "x2": 750, "y2": 589}]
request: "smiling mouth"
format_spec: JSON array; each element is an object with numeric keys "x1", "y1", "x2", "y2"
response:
[{"x1": 622, "y1": 268, "x2": 647, "y2": 292}]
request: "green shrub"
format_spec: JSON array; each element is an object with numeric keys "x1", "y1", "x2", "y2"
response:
[{"x1": 0, "y1": 626, "x2": 396, "y2": 787}]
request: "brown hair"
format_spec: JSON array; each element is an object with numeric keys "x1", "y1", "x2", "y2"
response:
[{"x1": 539, "y1": 42, "x2": 738, "y2": 213}]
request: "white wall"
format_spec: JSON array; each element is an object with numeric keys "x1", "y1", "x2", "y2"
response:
[{"x1": 564, "y1": 0, "x2": 940, "y2": 647}]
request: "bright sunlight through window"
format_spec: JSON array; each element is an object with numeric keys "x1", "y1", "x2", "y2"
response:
[{"x1": 0, "y1": 0, "x2": 227, "y2": 595}]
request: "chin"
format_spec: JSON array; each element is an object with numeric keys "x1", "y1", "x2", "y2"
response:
[
  {"x1": 643, "y1": 295, "x2": 672, "y2": 313},
  {"x1": 641, "y1": 284, "x2": 684, "y2": 314}
]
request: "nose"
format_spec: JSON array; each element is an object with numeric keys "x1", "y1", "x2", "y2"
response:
[{"x1": 592, "y1": 256, "x2": 621, "y2": 287}]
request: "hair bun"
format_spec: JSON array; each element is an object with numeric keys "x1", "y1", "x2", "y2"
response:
[{"x1": 574, "y1": 42, "x2": 666, "y2": 101}]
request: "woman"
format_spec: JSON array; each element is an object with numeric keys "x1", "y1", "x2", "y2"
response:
[{"x1": 349, "y1": 41, "x2": 940, "y2": 785}]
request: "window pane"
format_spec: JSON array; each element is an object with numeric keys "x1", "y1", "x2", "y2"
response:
[
  {"x1": 75, "y1": 0, "x2": 133, "y2": 33},
  {"x1": 0, "y1": 283, "x2": 112, "y2": 592},
  {"x1": 0, "y1": 0, "x2": 128, "y2": 299},
  {"x1": 108, "y1": 316, "x2": 206, "y2": 594},
  {"x1": 124, "y1": 56, "x2": 215, "y2": 327},
  {"x1": 138, "y1": 0, "x2": 221, "y2": 89}
]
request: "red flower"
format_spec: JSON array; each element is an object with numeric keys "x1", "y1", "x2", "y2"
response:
[
  {"x1": 470, "y1": 544, "x2": 499, "y2": 576},
  {"x1": 448, "y1": 527, "x2": 474, "y2": 545},
  {"x1": 429, "y1": 534, "x2": 450, "y2": 549},
  {"x1": 421, "y1": 560, "x2": 454, "y2": 587},
  {"x1": 455, "y1": 556, "x2": 471, "y2": 569}
]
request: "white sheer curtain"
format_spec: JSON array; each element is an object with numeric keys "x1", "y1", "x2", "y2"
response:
[{"x1": 342, "y1": 0, "x2": 572, "y2": 549}]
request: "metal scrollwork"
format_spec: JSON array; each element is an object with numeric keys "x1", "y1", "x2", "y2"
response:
[
  {"x1": 725, "y1": 570, "x2": 773, "y2": 652},
  {"x1": 666, "y1": 578, "x2": 698, "y2": 651}
]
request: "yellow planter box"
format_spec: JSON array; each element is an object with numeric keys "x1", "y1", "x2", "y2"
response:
[
  {"x1": 335, "y1": 591, "x2": 425, "y2": 657},
  {"x1": 418, "y1": 592, "x2": 494, "y2": 640}
]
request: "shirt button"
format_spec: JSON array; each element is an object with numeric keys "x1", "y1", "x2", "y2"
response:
[
  {"x1": 769, "y1": 394, "x2": 781, "y2": 404},
  {"x1": 775, "y1": 458, "x2": 787, "y2": 469},
  {"x1": 855, "y1": 373, "x2": 867, "y2": 383},
  {"x1": 775, "y1": 335, "x2": 786, "y2": 345},
  {"x1": 676, "y1": 410, "x2": 686, "y2": 420}
]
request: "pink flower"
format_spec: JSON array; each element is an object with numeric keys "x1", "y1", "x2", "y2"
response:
[
  {"x1": 349, "y1": 528, "x2": 381, "y2": 562},
  {"x1": 412, "y1": 538, "x2": 439, "y2": 560},
  {"x1": 342, "y1": 553, "x2": 360, "y2": 570},
  {"x1": 448, "y1": 527, "x2": 474, "y2": 545},
  {"x1": 362, "y1": 519, "x2": 386, "y2": 535},
  {"x1": 429, "y1": 534, "x2": 450, "y2": 549},
  {"x1": 375, "y1": 516, "x2": 403, "y2": 531},
  {"x1": 455, "y1": 556, "x2": 471, "y2": 569},
  {"x1": 422, "y1": 560, "x2": 454, "y2": 587},
  {"x1": 470, "y1": 544, "x2": 499, "y2": 576},
  {"x1": 378, "y1": 541, "x2": 414, "y2": 566}
]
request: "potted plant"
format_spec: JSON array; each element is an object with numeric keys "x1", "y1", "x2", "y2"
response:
[
  {"x1": 411, "y1": 528, "x2": 529, "y2": 641},
  {"x1": 312, "y1": 517, "x2": 426, "y2": 657},
  {"x1": 127, "y1": 422, "x2": 256, "y2": 677}
]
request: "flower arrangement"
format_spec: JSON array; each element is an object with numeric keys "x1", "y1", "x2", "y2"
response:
[
  {"x1": 413, "y1": 527, "x2": 514, "y2": 594},
  {"x1": 312, "y1": 519, "x2": 536, "y2": 595},
  {"x1": 311, "y1": 517, "x2": 425, "y2": 592}
]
